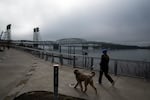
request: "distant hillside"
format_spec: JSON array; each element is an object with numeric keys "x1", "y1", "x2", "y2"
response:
[
  {"x1": 139, "y1": 46, "x2": 150, "y2": 49},
  {"x1": 99, "y1": 42, "x2": 140, "y2": 49}
]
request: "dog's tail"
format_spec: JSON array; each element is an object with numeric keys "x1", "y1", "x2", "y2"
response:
[{"x1": 90, "y1": 72, "x2": 95, "y2": 77}]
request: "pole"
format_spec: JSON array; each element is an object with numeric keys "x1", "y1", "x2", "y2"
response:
[
  {"x1": 53, "y1": 64, "x2": 59, "y2": 100},
  {"x1": 91, "y1": 57, "x2": 94, "y2": 70}
]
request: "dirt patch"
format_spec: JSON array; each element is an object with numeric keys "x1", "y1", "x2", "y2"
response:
[{"x1": 14, "y1": 91, "x2": 86, "y2": 100}]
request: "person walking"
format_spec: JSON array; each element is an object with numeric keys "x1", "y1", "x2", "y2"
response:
[{"x1": 99, "y1": 49, "x2": 114, "y2": 85}]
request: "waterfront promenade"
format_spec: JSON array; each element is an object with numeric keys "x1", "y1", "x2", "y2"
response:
[{"x1": 0, "y1": 49, "x2": 150, "y2": 100}]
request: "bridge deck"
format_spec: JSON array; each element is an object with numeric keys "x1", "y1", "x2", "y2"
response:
[{"x1": 1, "y1": 49, "x2": 150, "y2": 100}]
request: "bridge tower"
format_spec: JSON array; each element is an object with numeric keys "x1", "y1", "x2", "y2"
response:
[
  {"x1": 33, "y1": 27, "x2": 40, "y2": 41},
  {"x1": 6, "y1": 24, "x2": 11, "y2": 40},
  {"x1": 33, "y1": 27, "x2": 40, "y2": 48},
  {"x1": 0, "y1": 24, "x2": 12, "y2": 49},
  {"x1": 2, "y1": 24, "x2": 11, "y2": 40}
]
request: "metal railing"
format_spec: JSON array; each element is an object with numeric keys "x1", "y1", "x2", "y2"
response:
[{"x1": 13, "y1": 46, "x2": 150, "y2": 80}]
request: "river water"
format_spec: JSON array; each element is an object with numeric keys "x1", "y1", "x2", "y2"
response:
[
  {"x1": 88, "y1": 49, "x2": 150, "y2": 62},
  {"x1": 54, "y1": 47, "x2": 150, "y2": 62}
]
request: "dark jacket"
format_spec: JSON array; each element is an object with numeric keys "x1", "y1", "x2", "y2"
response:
[{"x1": 100, "y1": 54, "x2": 109, "y2": 71}]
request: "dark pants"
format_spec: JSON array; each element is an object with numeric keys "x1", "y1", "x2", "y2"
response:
[{"x1": 99, "y1": 69, "x2": 114, "y2": 84}]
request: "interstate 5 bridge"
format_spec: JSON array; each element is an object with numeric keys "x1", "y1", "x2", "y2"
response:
[{"x1": 1, "y1": 38, "x2": 141, "y2": 51}]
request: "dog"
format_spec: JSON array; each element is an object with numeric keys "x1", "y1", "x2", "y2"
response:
[{"x1": 74, "y1": 69, "x2": 97, "y2": 94}]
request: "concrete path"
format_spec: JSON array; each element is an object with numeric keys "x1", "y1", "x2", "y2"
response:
[
  {"x1": 0, "y1": 49, "x2": 37, "y2": 100},
  {"x1": 1, "y1": 49, "x2": 150, "y2": 100}
]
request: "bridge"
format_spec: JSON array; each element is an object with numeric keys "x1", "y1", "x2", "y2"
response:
[{"x1": 1, "y1": 24, "x2": 141, "y2": 52}]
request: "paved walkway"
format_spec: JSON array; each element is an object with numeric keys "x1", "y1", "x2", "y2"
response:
[
  {"x1": 1, "y1": 49, "x2": 150, "y2": 100},
  {"x1": 0, "y1": 49, "x2": 36, "y2": 100}
]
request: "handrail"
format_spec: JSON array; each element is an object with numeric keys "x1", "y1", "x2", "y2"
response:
[
  {"x1": 12, "y1": 45, "x2": 150, "y2": 80},
  {"x1": 13, "y1": 45, "x2": 150, "y2": 63}
]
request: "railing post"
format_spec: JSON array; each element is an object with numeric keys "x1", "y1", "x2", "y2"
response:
[
  {"x1": 85, "y1": 56, "x2": 87, "y2": 68},
  {"x1": 40, "y1": 52, "x2": 41, "y2": 58},
  {"x1": 36, "y1": 51, "x2": 38, "y2": 57},
  {"x1": 90, "y1": 57, "x2": 94, "y2": 70},
  {"x1": 144, "y1": 63, "x2": 149, "y2": 80},
  {"x1": 45, "y1": 53, "x2": 48, "y2": 61},
  {"x1": 42, "y1": 52, "x2": 44, "y2": 59},
  {"x1": 73, "y1": 56, "x2": 76, "y2": 68},
  {"x1": 59, "y1": 54, "x2": 63, "y2": 66},
  {"x1": 38, "y1": 52, "x2": 40, "y2": 58},
  {"x1": 114, "y1": 60, "x2": 118, "y2": 76},
  {"x1": 52, "y1": 53, "x2": 54, "y2": 63}
]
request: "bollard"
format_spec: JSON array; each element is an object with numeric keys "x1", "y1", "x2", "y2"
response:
[{"x1": 53, "y1": 64, "x2": 59, "y2": 100}]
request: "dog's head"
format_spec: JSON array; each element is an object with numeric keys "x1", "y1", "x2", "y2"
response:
[
  {"x1": 91, "y1": 72, "x2": 95, "y2": 77},
  {"x1": 74, "y1": 69, "x2": 80, "y2": 75}
]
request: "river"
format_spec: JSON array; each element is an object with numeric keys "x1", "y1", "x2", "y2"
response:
[
  {"x1": 39, "y1": 45, "x2": 150, "y2": 62},
  {"x1": 1, "y1": 45, "x2": 149, "y2": 62},
  {"x1": 88, "y1": 49, "x2": 150, "y2": 62}
]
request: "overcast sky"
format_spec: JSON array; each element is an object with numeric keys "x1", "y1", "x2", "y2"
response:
[{"x1": 0, "y1": 0, "x2": 150, "y2": 46}]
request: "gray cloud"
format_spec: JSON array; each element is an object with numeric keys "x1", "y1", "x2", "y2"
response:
[{"x1": 0, "y1": 0, "x2": 150, "y2": 46}]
